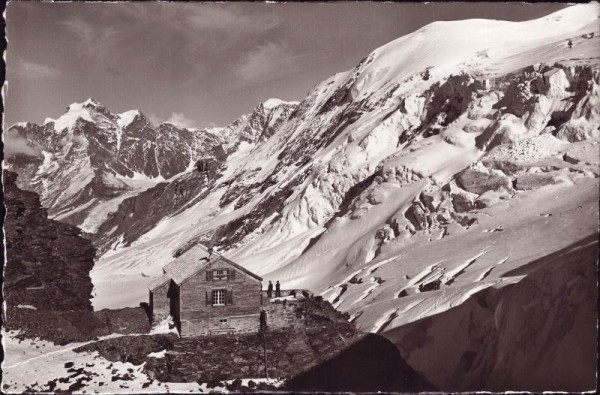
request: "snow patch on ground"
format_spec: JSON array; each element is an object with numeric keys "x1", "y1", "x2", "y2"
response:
[
  {"x1": 147, "y1": 350, "x2": 167, "y2": 359},
  {"x1": 149, "y1": 316, "x2": 179, "y2": 335},
  {"x1": 16, "y1": 305, "x2": 37, "y2": 310}
]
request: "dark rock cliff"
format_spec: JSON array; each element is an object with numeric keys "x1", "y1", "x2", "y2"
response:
[
  {"x1": 2, "y1": 170, "x2": 150, "y2": 344},
  {"x1": 3, "y1": 170, "x2": 95, "y2": 311}
]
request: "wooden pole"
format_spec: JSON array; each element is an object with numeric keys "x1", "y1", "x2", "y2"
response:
[{"x1": 262, "y1": 330, "x2": 269, "y2": 380}]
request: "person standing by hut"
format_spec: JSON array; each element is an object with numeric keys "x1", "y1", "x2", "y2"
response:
[
  {"x1": 259, "y1": 309, "x2": 267, "y2": 332},
  {"x1": 267, "y1": 281, "x2": 273, "y2": 298},
  {"x1": 275, "y1": 281, "x2": 281, "y2": 297}
]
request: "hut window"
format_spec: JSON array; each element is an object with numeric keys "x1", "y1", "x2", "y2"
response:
[
  {"x1": 213, "y1": 269, "x2": 228, "y2": 280},
  {"x1": 212, "y1": 289, "x2": 226, "y2": 306},
  {"x1": 212, "y1": 269, "x2": 235, "y2": 280}
]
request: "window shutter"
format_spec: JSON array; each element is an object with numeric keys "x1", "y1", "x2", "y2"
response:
[
  {"x1": 227, "y1": 290, "x2": 233, "y2": 305},
  {"x1": 206, "y1": 291, "x2": 211, "y2": 306},
  {"x1": 206, "y1": 271, "x2": 211, "y2": 281},
  {"x1": 230, "y1": 269, "x2": 235, "y2": 280}
]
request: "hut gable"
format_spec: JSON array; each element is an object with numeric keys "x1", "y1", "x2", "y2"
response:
[
  {"x1": 151, "y1": 244, "x2": 262, "y2": 288},
  {"x1": 180, "y1": 255, "x2": 263, "y2": 286}
]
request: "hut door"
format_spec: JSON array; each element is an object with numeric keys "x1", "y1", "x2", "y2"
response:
[{"x1": 168, "y1": 282, "x2": 181, "y2": 331}]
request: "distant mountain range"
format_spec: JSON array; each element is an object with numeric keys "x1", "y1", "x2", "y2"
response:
[{"x1": 5, "y1": 97, "x2": 297, "y2": 233}]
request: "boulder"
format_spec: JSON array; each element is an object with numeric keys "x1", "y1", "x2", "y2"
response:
[
  {"x1": 419, "y1": 188, "x2": 443, "y2": 212},
  {"x1": 405, "y1": 204, "x2": 428, "y2": 231},
  {"x1": 513, "y1": 173, "x2": 557, "y2": 190},
  {"x1": 456, "y1": 169, "x2": 511, "y2": 195},
  {"x1": 436, "y1": 211, "x2": 452, "y2": 225},
  {"x1": 451, "y1": 191, "x2": 477, "y2": 213}
]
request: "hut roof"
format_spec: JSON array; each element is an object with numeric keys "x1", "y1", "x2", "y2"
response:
[
  {"x1": 147, "y1": 244, "x2": 262, "y2": 291},
  {"x1": 147, "y1": 273, "x2": 171, "y2": 291}
]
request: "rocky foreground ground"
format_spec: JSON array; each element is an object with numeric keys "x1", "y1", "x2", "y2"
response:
[{"x1": 74, "y1": 297, "x2": 434, "y2": 392}]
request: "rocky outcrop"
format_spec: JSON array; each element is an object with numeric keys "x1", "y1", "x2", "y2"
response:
[
  {"x1": 3, "y1": 170, "x2": 95, "y2": 311},
  {"x1": 3, "y1": 170, "x2": 150, "y2": 344}
]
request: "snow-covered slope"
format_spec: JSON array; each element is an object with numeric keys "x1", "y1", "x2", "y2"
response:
[
  {"x1": 88, "y1": 3, "x2": 600, "y2": 312},
  {"x1": 384, "y1": 232, "x2": 597, "y2": 391}
]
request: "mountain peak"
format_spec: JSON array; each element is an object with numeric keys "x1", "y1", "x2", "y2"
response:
[
  {"x1": 261, "y1": 98, "x2": 299, "y2": 109},
  {"x1": 45, "y1": 100, "x2": 95, "y2": 132},
  {"x1": 67, "y1": 98, "x2": 106, "y2": 112},
  {"x1": 117, "y1": 110, "x2": 142, "y2": 129},
  {"x1": 83, "y1": 98, "x2": 103, "y2": 107}
]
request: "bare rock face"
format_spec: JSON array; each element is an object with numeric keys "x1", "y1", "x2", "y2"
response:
[{"x1": 3, "y1": 170, "x2": 95, "y2": 311}]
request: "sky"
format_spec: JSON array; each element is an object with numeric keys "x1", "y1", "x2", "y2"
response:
[{"x1": 5, "y1": 2, "x2": 568, "y2": 129}]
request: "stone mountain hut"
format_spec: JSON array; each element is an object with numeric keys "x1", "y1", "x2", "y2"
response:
[{"x1": 147, "y1": 245, "x2": 264, "y2": 336}]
